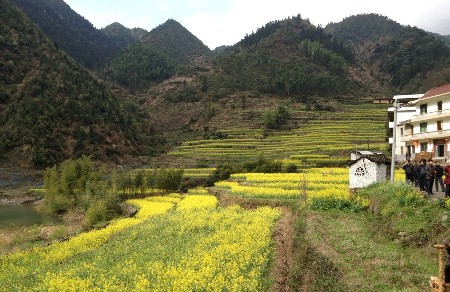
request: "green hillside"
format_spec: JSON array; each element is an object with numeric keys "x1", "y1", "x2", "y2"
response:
[
  {"x1": 0, "y1": 0, "x2": 149, "y2": 167},
  {"x1": 102, "y1": 19, "x2": 211, "y2": 92},
  {"x1": 103, "y1": 43, "x2": 176, "y2": 92},
  {"x1": 325, "y1": 14, "x2": 450, "y2": 93},
  {"x1": 140, "y1": 19, "x2": 212, "y2": 65},
  {"x1": 12, "y1": 0, "x2": 129, "y2": 68},
  {"x1": 101, "y1": 22, "x2": 147, "y2": 47},
  {"x1": 207, "y1": 15, "x2": 364, "y2": 99},
  {"x1": 166, "y1": 100, "x2": 388, "y2": 168}
]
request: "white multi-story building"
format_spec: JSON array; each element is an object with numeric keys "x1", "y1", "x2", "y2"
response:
[
  {"x1": 388, "y1": 94, "x2": 423, "y2": 160},
  {"x1": 398, "y1": 84, "x2": 450, "y2": 161}
]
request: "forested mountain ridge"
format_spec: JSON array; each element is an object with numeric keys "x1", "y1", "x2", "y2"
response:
[
  {"x1": 102, "y1": 19, "x2": 211, "y2": 92},
  {"x1": 140, "y1": 19, "x2": 212, "y2": 65},
  {"x1": 0, "y1": 0, "x2": 150, "y2": 167},
  {"x1": 11, "y1": 0, "x2": 133, "y2": 68},
  {"x1": 205, "y1": 15, "x2": 367, "y2": 99},
  {"x1": 101, "y1": 22, "x2": 147, "y2": 47},
  {"x1": 325, "y1": 14, "x2": 450, "y2": 93}
]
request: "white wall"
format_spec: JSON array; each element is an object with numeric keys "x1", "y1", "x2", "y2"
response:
[{"x1": 349, "y1": 159, "x2": 387, "y2": 189}]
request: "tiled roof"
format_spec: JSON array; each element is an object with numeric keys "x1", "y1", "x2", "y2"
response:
[
  {"x1": 421, "y1": 84, "x2": 450, "y2": 99},
  {"x1": 348, "y1": 154, "x2": 389, "y2": 166}
]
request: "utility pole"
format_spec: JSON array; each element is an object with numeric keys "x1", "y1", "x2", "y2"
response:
[{"x1": 390, "y1": 99, "x2": 398, "y2": 182}]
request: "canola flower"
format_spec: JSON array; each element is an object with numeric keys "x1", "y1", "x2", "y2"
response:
[
  {"x1": 0, "y1": 198, "x2": 175, "y2": 290},
  {"x1": 1, "y1": 194, "x2": 280, "y2": 291},
  {"x1": 218, "y1": 168, "x2": 371, "y2": 209},
  {"x1": 216, "y1": 181, "x2": 299, "y2": 199},
  {"x1": 177, "y1": 194, "x2": 218, "y2": 210},
  {"x1": 40, "y1": 205, "x2": 280, "y2": 292}
]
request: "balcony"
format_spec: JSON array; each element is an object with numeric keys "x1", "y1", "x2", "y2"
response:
[
  {"x1": 400, "y1": 129, "x2": 450, "y2": 142},
  {"x1": 410, "y1": 109, "x2": 450, "y2": 123}
]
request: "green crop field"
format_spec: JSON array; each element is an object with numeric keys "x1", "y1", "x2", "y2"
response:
[{"x1": 168, "y1": 103, "x2": 388, "y2": 167}]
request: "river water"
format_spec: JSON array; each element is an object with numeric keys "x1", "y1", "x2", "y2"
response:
[{"x1": 0, "y1": 204, "x2": 47, "y2": 227}]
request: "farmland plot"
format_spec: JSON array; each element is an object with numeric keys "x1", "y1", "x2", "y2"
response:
[{"x1": 0, "y1": 193, "x2": 280, "y2": 291}]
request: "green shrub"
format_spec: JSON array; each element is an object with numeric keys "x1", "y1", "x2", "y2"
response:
[
  {"x1": 263, "y1": 104, "x2": 290, "y2": 130},
  {"x1": 155, "y1": 168, "x2": 184, "y2": 192},
  {"x1": 243, "y1": 156, "x2": 282, "y2": 173},
  {"x1": 85, "y1": 201, "x2": 109, "y2": 227},
  {"x1": 284, "y1": 163, "x2": 298, "y2": 173},
  {"x1": 206, "y1": 163, "x2": 237, "y2": 186},
  {"x1": 43, "y1": 157, "x2": 122, "y2": 223}
]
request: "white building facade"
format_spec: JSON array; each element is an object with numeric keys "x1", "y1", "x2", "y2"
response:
[
  {"x1": 398, "y1": 84, "x2": 450, "y2": 161},
  {"x1": 388, "y1": 94, "x2": 423, "y2": 160}
]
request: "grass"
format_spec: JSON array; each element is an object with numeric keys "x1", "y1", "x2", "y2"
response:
[{"x1": 302, "y1": 210, "x2": 436, "y2": 291}]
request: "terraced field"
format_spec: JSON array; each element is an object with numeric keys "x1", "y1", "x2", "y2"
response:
[{"x1": 168, "y1": 103, "x2": 388, "y2": 167}]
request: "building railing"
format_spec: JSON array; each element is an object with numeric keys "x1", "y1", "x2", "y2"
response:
[
  {"x1": 399, "y1": 129, "x2": 450, "y2": 142},
  {"x1": 410, "y1": 109, "x2": 450, "y2": 122},
  {"x1": 395, "y1": 152, "x2": 450, "y2": 162}
]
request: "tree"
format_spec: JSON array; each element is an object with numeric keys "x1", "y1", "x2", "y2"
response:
[
  {"x1": 155, "y1": 168, "x2": 184, "y2": 192},
  {"x1": 263, "y1": 104, "x2": 290, "y2": 130}
]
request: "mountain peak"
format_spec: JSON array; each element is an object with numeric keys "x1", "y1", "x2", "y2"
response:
[{"x1": 141, "y1": 18, "x2": 211, "y2": 64}]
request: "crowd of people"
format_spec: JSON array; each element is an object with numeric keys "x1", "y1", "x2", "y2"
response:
[{"x1": 402, "y1": 159, "x2": 450, "y2": 197}]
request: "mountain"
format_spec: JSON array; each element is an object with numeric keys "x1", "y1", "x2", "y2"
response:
[
  {"x1": 101, "y1": 22, "x2": 147, "y2": 47},
  {"x1": 102, "y1": 43, "x2": 176, "y2": 92},
  {"x1": 11, "y1": 0, "x2": 129, "y2": 68},
  {"x1": 0, "y1": 0, "x2": 150, "y2": 167},
  {"x1": 140, "y1": 19, "x2": 212, "y2": 65},
  {"x1": 102, "y1": 19, "x2": 211, "y2": 92},
  {"x1": 325, "y1": 14, "x2": 450, "y2": 93},
  {"x1": 438, "y1": 34, "x2": 450, "y2": 47},
  {"x1": 205, "y1": 15, "x2": 364, "y2": 99}
]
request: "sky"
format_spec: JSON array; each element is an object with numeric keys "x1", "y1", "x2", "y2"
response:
[{"x1": 64, "y1": 0, "x2": 450, "y2": 49}]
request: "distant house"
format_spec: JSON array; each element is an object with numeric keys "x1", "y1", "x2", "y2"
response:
[
  {"x1": 349, "y1": 152, "x2": 388, "y2": 189},
  {"x1": 398, "y1": 84, "x2": 450, "y2": 161}
]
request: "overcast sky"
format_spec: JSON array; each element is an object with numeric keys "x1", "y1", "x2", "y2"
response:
[{"x1": 64, "y1": 0, "x2": 450, "y2": 49}]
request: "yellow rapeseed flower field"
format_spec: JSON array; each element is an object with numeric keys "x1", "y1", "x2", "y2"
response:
[
  {"x1": 216, "y1": 167, "x2": 372, "y2": 209},
  {"x1": 0, "y1": 191, "x2": 280, "y2": 291}
]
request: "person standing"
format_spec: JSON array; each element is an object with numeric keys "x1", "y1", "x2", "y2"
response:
[
  {"x1": 417, "y1": 160, "x2": 426, "y2": 192},
  {"x1": 434, "y1": 161, "x2": 445, "y2": 192},
  {"x1": 412, "y1": 161, "x2": 419, "y2": 187},
  {"x1": 425, "y1": 160, "x2": 435, "y2": 195},
  {"x1": 444, "y1": 162, "x2": 450, "y2": 198},
  {"x1": 402, "y1": 159, "x2": 414, "y2": 184}
]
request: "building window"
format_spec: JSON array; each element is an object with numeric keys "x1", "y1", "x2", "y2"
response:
[
  {"x1": 400, "y1": 146, "x2": 404, "y2": 154},
  {"x1": 420, "y1": 122, "x2": 427, "y2": 133},
  {"x1": 400, "y1": 128, "x2": 404, "y2": 136},
  {"x1": 420, "y1": 104, "x2": 427, "y2": 114},
  {"x1": 436, "y1": 144, "x2": 445, "y2": 157},
  {"x1": 438, "y1": 101, "x2": 443, "y2": 111},
  {"x1": 437, "y1": 120, "x2": 443, "y2": 131},
  {"x1": 420, "y1": 143, "x2": 428, "y2": 152},
  {"x1": 388, "y1": 112, "x2": 394, "y2": 122}
]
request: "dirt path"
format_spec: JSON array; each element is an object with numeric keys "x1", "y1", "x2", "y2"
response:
[{"x1": 271, "y1": 207, "x2": 296, "y2": 292}]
